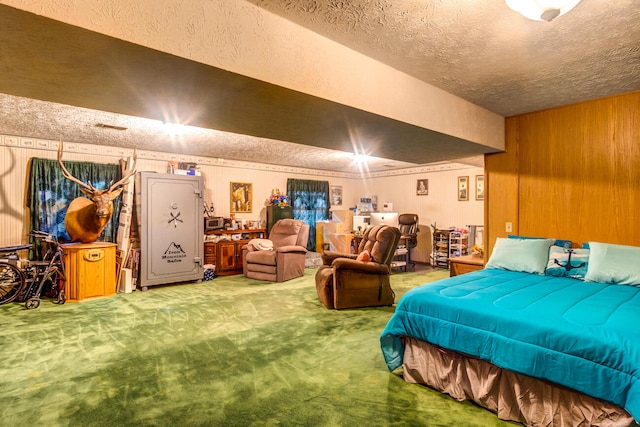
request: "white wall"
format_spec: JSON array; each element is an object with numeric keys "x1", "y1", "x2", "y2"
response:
[
  {"x1": 360, "y1": 169, "x2": 484, "y2": 229},
  {"x1": 0, "y1": 136, "x2": 354, "y2": 246},
  {"x1": 0, "y1": 135, "x2": 483, "y2": 264},
  {"x1": 349, "y1": 167, "x2": 484, "y2": 263}
]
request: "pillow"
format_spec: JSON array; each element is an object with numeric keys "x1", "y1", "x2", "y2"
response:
[
  {"x1": 356, "y1": 250, "x2": 371, "y2": 262},
  {"x1": 508, "y1": 235, "x2": 572, "y2": 249},
  {"x1": 545, "y1": 246, "x2": 589, "y2": 280},
  {"x1": 584, "y1": 242, "x2": 640, "y2": 286},
  {"x1": 486, "y1": 237, "x2": 554, "y2": 274}
]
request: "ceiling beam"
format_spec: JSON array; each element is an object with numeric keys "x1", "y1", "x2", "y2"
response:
[{"x1": 0, "y1": 5, "x2": 499, "y2": 163}]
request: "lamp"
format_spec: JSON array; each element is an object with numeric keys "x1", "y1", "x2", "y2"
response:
[{"x1": 505, "y1": 0, "x2": 581, "y2": 21}]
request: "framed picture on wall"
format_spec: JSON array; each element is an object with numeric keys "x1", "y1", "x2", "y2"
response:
[
  {"x1": 230, "y1": 182, "x2": 253, "y2": 213},
  {"x1": 416, "y1": 179, "x2": 429, "y2": 195},
  {"x1": 476, "y1": 175, "x2": 485, "y2": 200},
  {"x1": 458, "y1": 176, "x2": 469, "y2": 201},
  {"x1": 330, "y1": 185, "x2": 343, "y2": 206}
]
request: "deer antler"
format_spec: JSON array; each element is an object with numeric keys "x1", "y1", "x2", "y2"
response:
[
  {"x1": 58, "y1": 140, "x2": 137, "y2": 192},
  {"x1": 107, "y1": 148, "x2": 137, "y2": 192},
  {"x1": 57, "y1": 140, "x2": 94, "y2": 190}
]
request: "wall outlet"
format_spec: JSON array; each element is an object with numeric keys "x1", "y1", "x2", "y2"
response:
[{"x1": 505, "y1": 222, "x2": 513, "y2": 233}]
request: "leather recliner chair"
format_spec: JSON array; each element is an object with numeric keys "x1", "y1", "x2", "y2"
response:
[
  {"x1": 242, "y1": 219, "x2": 309, "y2": 282},
  {"x1": 315, "y1": 224, "x2": 401, "y2": 309}
]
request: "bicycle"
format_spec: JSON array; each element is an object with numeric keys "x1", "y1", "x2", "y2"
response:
[
  {"x1": 0, "y1": 245, "x2": 29, "y2": 305},
  {"x1": 0, "y1": 231, "x2": 67, "y2": 309}
]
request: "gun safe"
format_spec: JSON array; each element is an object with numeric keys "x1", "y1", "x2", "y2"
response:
[{"x1": 135, "y1": 172, "x2": 204, "y2": 289}]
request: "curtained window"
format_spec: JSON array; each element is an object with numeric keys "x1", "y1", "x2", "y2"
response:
[
  {"x1": 286, "y1": 178, "x2": 330, "y2": 252},
  {"x1": 27, "y1": 158, "x2": 123, "y2": 257}
]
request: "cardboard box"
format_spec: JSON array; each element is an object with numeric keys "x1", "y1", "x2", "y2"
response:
[
  {"x1": 331, "y1": 210, "x2": 354, "y2": 231},
  {"x1": 329, "y1": 233, "x2": 354, "y2": 254}
]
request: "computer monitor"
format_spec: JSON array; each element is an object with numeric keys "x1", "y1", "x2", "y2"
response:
[{"x1": 369, "y1": 212, "x2": 398, "y2": 227}]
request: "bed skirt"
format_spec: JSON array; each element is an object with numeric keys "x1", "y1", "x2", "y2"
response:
[{"x1": 402, "y1": 337, "x2": 638, "y2": 427}]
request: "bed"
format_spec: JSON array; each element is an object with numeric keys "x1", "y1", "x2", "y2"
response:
[{"x1": 380, "y1": 237, "x2": 640, "y2": 426}]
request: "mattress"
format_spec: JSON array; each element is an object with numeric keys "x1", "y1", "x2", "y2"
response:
[{"x1": 380, "y1": 269, "x2": 640, "y2": 421}]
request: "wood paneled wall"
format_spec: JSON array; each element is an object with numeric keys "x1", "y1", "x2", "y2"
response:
[{"x1": 486, "y1": 91, "x2": 640, "y2": 255}]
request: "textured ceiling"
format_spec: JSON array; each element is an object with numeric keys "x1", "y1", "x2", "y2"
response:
[
  {"x1": 0, "y1": 93, "x2": 424, "y2": 173},
  {"x1": 249, "y1": 0, "x2": 640, "y2": 117},
  {"x1": 1, "y1": 1, "x2": 638, "y2": 174}
]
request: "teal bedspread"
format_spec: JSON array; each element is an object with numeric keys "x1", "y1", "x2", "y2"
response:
[{"x1": 380, "y1": 269, "x2": 640, "y2": 420}]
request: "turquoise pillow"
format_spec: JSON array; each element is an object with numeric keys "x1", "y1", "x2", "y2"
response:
[
  {"x1": 486, "y1": 237, "x2": 554, "y2": 274},
  {"x1": 545, "y1": 246, "x2": 589, "y2": 280},
  {"x1": 508, "y1": 235, "x2": 572, "y2": 249},
  {"x1": 584, "y1": 242, "x2": 640, "y2": 286}
]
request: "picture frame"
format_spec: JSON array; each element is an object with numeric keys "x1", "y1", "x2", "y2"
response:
[
  {"x1": 476, "y1": 175, "x2": 485, "y2": 201},
  {"x1": 330, "y1": 185, "x2": 343, "y2": 206},
  {"x1": 458, "y1": 176, "x2": 469, "y2": 201},
  {"x1": 416, "y1": 179, "x2": 429, "y2": 196},
  {"x1": 230, "y1": 182, "x2": 253, "y2": 213}
]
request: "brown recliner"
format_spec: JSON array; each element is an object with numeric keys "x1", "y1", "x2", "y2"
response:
[
  {"x1": 242, "y1": 219, "x2": 309, "y2": 282},
  {"x1": 315, "y1": 225, "x2": 401, "y2": 309}
]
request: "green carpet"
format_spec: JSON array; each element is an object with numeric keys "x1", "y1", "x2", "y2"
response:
[{"x1": 0, "y1": 268, "x2": 518, "y2": 426}]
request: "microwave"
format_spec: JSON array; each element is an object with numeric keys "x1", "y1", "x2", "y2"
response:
[{"x1": 204, "y1": 217, "x2": 224, "y2": 231}]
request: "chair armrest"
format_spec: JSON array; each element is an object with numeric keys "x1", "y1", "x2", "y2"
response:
[
  {"x1": 321, "y1": 251, "x2": 357, "y2": 265},
  {"x1": 275, "y1": 245, "x2": 308, "y2": 254},
  {"x1": 241, "y1": 244, "x2": 257, "y2": 254},
  {"x1": 332, "y1": 258, "x2": 389, "y2": 274}
]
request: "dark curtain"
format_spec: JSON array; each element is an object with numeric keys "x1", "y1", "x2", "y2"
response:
[
  {"x1": 287, "y1": 178, "x2": 330, "y2": 252},
  {"x1": 27, "y1": 158, "x2": 123, "y2": 257}
]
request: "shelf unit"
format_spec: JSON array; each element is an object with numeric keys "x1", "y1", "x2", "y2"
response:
[
  {"x1": 431, "y1": 229, "x2": 452, "y2": 269},
  {"x1": 449, "y1": 231, "x2": 469, "y2": 259}
]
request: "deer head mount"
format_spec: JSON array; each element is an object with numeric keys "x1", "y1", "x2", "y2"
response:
[{"x1": 57, "y1": 141, "x2": 137, "y2": 243}]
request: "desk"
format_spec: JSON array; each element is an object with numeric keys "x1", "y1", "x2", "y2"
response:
[
  {"x1": 449, "y1": 254, "x2": 484, "y2": 277},
  {"x1": 392, "y1": 236, "x2": 411, "y2": 271},
  {"x1": 353, "y1": 235, "x2": 363, "y2": 253}
]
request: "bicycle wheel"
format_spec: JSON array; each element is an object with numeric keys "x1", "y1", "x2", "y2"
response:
[{"x1": 0, "y1": 262, "x2": 25, "y2": 305}]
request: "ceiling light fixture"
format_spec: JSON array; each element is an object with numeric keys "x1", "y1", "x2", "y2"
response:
[
  {"x1": 353, "y1": 153, "x2": 370, "y2": 164},
  {"x1": 505, "y1": 0, "x2": 581, "y2": 21},
  {"x1": 163, "y1": 122, "x2": 185, "y2": 136}
]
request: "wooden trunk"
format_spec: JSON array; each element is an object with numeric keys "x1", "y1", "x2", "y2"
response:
[{"x1": 62, "y1": 242, "x2": 117, "y2": 301}]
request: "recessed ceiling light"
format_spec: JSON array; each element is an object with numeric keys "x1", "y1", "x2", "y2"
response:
[
  {"x1": 353, "y1": 154, "x2": 369, "y2": 163},
  {"x1": 163, "y1": 122, "x2": 185, "y2": 136}
]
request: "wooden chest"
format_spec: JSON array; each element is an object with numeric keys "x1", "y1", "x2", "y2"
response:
[{"x1": 62, "y1": 242, "x2": 117, "y2": 301}]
